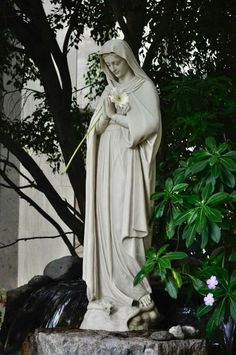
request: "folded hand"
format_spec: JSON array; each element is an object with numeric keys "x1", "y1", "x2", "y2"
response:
[{"x1": 103, "y1": 97, "x2": 116, "y2": 120}]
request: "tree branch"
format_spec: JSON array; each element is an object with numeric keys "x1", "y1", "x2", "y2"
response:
[
  {"x1": 0, "y1": 232, "x2": 74, "y2": 249},
  {"x1": 63, "y1": 0, "x2": 83, "y2": 56},
  {"x1": 0, "y1": 132, "x2": 84, "y2": 243},
  {"x1": 2, "y1": 1, "x2": 87, "y2": 217},
  {"x1": 143, "y1": 0, "x2": 178, "y2": 73},
  {"x1": 0, "y1": 168, "x2": 77, "y2": 256}
]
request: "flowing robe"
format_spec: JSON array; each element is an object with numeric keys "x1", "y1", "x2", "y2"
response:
[{"x1": 83, "y1": 79, "x2": 162, "y2": 308}]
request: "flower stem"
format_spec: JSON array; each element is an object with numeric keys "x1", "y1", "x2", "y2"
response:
[{"x1": 63, "y1": 112, "x2": 102, "y2": 173}]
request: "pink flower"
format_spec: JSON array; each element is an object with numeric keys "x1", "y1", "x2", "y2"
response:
[
  {"x1": 204, "y1": 293, "x2": 215, "y2": 306},
  {"x1": 206, "y1": 276, "x2": 218, "y2": 289}
]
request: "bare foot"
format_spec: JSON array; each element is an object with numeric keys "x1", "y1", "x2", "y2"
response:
[{"x1": 139, "y1": 294, "x2": 153, "y2": 308}]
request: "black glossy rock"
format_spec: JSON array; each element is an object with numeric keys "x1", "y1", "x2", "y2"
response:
[{"x1": 43, "y1": 256, "x2": 82, "y2": 281}]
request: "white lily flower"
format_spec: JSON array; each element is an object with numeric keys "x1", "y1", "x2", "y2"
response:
[{"x1": 109, "y1": 88, "x2": 129, "y2": 108}]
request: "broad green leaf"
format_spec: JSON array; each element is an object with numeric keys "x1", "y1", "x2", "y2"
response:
[
  {"x1": 156, "y1": 244, "x2": 170, "y2": 258},
  {"x1": 211, "y1": 164, "x2": 220, "y2": 178},
  {"x1": 155, "y1": 200, "x2": 166, "y2": 219},
  {"x1": 206, "y1": 300, "x2": 226, "y2": 337},
  {"x1": 165, "y1": 278, "x2": 178, "y2": 299},
  {"x1": 171, "y1": 269, "x2": 183, "y2": 288},
  {"x1": 218, "y1": 268, "x2": 229, "y2": 288},
  {"x1": 221, "y1": 169, "x2": 235, "y2": 188},
  {"x1": 197, "y1": 304, "x2": 212, "y2": 317},
  {"x1": 171, "y1": 194, "x2": 183, "y2": 204},
  {"x1": 189, "y1": 275, "x2": 204, "y2": 291},
  {"x1": 206, "y1": 174, "x2": 216, "y2": 189},
  {"x1": 210, "y1": 223, "x2": 221, "y2": 243},
  {"x1": 165, "y1": 178, "x2": 173, "y2": 191},
  {"x1": 174, "y1": 210, "x2": 191, "y2": 225},
  {"x1": 172, "y1": 183, "x2": 189, "y2": 193},
  {"x1": 187, "y1": 208, "x2": 199, "y2": 224},
  {"x1": 217, "y1": 142, "x2": 230, "y2": 154},
  {"x1": 158, "y1": 257, "x2": 171, "y2": 270},
  {"x1": 133, "y1": 269, "x2": 145, "y2": 286},
  {"x1": 207, "y1": 192, "x2": 229, "y2": 206},
  {"x1": 184, "y1": 194, "x2": 200, "y2": 205},
  {"x1": 166, "y1": 220, "x2": 175, "y2": 239},
  {"x1": 151, "y1": 192, "x2": 165, "y2": 201},
  {"x1": 196, "y1": 208, "x2": 207, "y2": 233},
  {"x1": 223, "y1": 151, "x2": 236, "y2": 159},
  {"x1": 229, "y1": 269, "x2": 236, "y2": 289},
  {"x1": 202, "y1": 184, "x2": 214, "y2": 201},
  {"x1": 185, "y1": 224, "x2": 197, "y2": 247},
  {"x1": 201, "y1": 229, "x2": 209, "y2": 249},
  {"x1": 157, "y1": 265, "x2": 167, "y2": 280},
  {"x1": 205, "y1": 136, "x2": 216, "y2": 151},
  {"x1": 146, "y1": 247, "x2": 156, "y2": 259},
  {"x1": 192, "y1": 150, "x2": 210, "y2": 160},
  {"x1": 189, "y1": 160, "x2": 208, "y2": 175},
  {"x1": 230, "y1": 299, "x2": 236, "y2": 321},
  {"x1": 204, "y1": 206, "x2": 222, "y2": 223},
  {"x1": 164, "y1": 251, "x2": 188, "y2": 260},
  {"x1": 143, "y1": 258, "x2": 156, "y2": 273},
  {"x1": 220, "y1": 157, "x2": 236, "y2": 172},
  {"x1": 230, "y1": 192, "x2": 236, "y2": 202},
  {"x1": 229, "y1": 252, "x2": 236, "y2": 262}
]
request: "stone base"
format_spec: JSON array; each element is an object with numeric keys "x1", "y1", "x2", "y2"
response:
[
  {"x1": 80, "y1": 300, "x2": 159, "y2": 331},
  {"x1": 31, "y1": 329, "x2": 208, "y2": 355}
]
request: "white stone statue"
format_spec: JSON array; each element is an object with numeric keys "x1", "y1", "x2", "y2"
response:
[{"x1": 81, "y1": 39, "x2": 162, "y2": 331}]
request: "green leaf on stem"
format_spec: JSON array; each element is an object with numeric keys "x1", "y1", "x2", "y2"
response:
[
  {"x1": 197, "y1": 304, "x2": 212, "y2": 317},
  {"x1": 189, "y1": 275, "x2": 204, "y2": 291},
  {"x1": 230, "y1": 299, "x2": 236, "y2": 322},
  {"x1": 221, "y1": 169, "x2": 235, "y2": 188},
  {"x1": 164, "y1": 251, "x2": 187, "y2": 260},
  {"x1": 220, "y1": 157, "x2": 236, "y2": 171},
  {"x1": 207, "y1": 192, "x2": 229, "y2": 206},
  {"x1": 165, "y1": 277, "x2": 178, "y2": 299},
  {"x1": 171, "y1": 269, "x2": 183, "y2": 288},
  {"x1": 202, "y1": 184, "x2": 214, "y2": 202},
  {"x1": 229, "y1": 269, "x2": 236, "y2": 289},
  {"x1": 172, "y1": 183, "x2": 189, "y2": 193},
  {"x1": 229, "y1": 252, "x2": 236, "y2": 262},
  {"x1": 155, "y1": 200, "x2": 166, "y2": 219},
  {"x1": 174, "y1": 210, "x2": 191, "y2": 225},
  {"x1": 204, "y1": 206, "x2": 222, "y2": 223},
  {"x1": 223, "y1": 151, "x2": 236, "y2": 159},
  {"x1": 201, "y1": 228, "x2": 209, "y2": 249},
  {"x1": 205, "y1": 137, "x2": 216, "y2": 151},
  {"x1": 206, "y1": 299, "x2": 226, "y2": 337},
  {"x1": 210, "y1": 223, "x2": 221, "y2": 243}
]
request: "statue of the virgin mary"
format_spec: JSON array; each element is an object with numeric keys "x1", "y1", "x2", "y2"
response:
[{"x1": 81, "y1": 39, "x2": 162, "y2": 331}]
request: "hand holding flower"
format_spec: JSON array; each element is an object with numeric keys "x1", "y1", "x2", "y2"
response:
[
  {"x1": 116, "y1": 102, "x2": 130, "y2": 115},
  {"x1": 103, "y1": 97, "x2": 116, "y2": 120}
]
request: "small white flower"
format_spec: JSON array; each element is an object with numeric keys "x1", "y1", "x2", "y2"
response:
[
  {"x1": 109, "y1": 88, "x2": 129, "y2": 108},
  {"x1": 206, "y1": 275, "x2": 218, "y2": 289},
  {"x1": 204, "y1": 293, "x2": 215, "y2": 306}
]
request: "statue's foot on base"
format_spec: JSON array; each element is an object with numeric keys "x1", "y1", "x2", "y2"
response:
[
  {"x1": 128, "y1": 296, "x2": 160, "y2": 331},
  {"x1": 139, "y1": 294, "x2": 153, "y2": 308}
]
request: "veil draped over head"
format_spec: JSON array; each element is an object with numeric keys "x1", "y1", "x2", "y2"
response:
[{"x1": 99, "y1": 39, "x2": 151, "y2": 94}]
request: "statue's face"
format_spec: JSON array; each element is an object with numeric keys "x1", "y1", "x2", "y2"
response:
[{"x1": 103, "y1": 53, "x2": 131, "y2": 81}]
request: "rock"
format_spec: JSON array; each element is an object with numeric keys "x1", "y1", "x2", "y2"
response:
[
  {"x1": 150, "y1": 331, "x2": 173, "y2": 341},
  {"x1": 32, "y1": 329, "x2": 208, "y2": 355},
  {"x1": 28, "y1": 275, "x2": 52, "y2": 286},
  {"x1": 43, "y1": 256, "x2": 82, "y2": 281},
  {"x1": 169, "y1": 325, "x2": 185, "y2": 339},
  {"x1": 182, "y1": 325, "x2": 199, "y2": 338}
]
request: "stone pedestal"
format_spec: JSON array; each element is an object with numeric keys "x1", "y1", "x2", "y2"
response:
[{"x1": 29, "y1": 329, "x2": 208, "y2": 355}]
